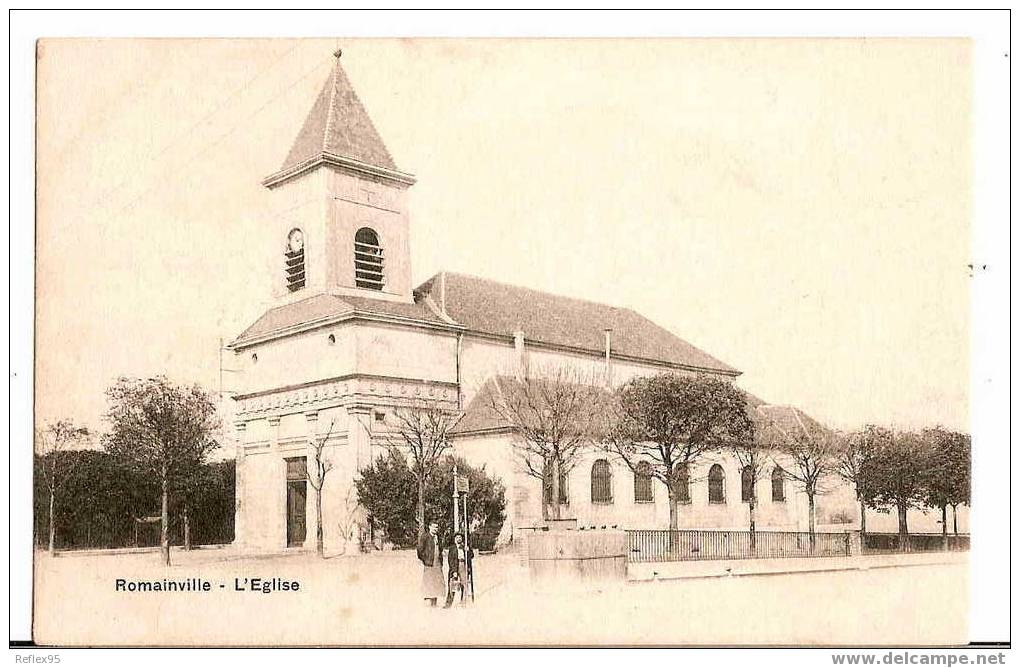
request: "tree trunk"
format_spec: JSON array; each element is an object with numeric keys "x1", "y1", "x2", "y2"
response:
[
  {"x1": 807, "y1": 490, "x2": 816, "y2": 552},
  {"x1": 941, "y1": 504, "x2": 948, "y2": 551},
  {"x1": 315, "y1": 488, "x2": 325, "y2": 556},
  {"x1": 183, "y1": 504, "x2": 191, "y2": 551},
  {"x1": 897, "y1": 502, "x2": 909, "y2": 552},
  {"x1": 859, "y1": 497, "x2": 867, "y2": 538},
  {"x1": 666, "y1": 483, "x2": 679, "y2": 554},
  {"x1": 48, "y1": 486, "x2": 56, "y2": 555},
  {"x1": 748, "y1": 494, "x2": 757, "y2": 554},
  {"x1": 667, "y1": 483, "x2": 679, "y2": 530},
  {"x1": 416, "y1": 477, "x2": 426, "y2": 542},
  {"x1": 550, "y1": 457, "x2": 562, "y2": 521},
  {"x1": 160, "y1": 476, "x2": 171, "y2": 566},
  {"x1": 952, "y1": 504, "x2": 959, "y2": 535}
]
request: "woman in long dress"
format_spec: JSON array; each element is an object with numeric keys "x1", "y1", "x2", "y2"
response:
[{"x1": 417, "y1": 521, "x2": 445, "y2": 606}]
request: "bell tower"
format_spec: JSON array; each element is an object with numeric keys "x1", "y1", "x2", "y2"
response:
[{"x1": 262, "y1": 51, "x2": 416, "y2": 305}]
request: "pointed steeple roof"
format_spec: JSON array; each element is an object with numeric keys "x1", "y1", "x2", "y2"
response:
[{"x1": 263, "y1": 52, "x2": 413, "y2": 188}]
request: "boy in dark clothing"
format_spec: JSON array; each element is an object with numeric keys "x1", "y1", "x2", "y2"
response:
[{"x1": 443, "y1": 533, "x2": 474, "y2": 608}]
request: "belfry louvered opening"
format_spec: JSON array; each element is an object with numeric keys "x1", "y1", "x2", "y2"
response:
[
  {"x1": 354, "y1": 227, "x2": 385, "y2": 290},
  {"x1": 285, "y1": 228, "x2": 305, "y2": 292}
]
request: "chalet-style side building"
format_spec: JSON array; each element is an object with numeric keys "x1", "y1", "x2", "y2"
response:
[{"x1": 227, "y1": 55, "x2": 818, "y2": 554}]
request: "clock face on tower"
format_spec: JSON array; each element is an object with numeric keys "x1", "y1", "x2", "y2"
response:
[{"x1": 287, "y1": 228, "x2": 304, "y2": 253}]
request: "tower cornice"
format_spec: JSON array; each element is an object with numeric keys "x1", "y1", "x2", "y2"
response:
[{"x1": 261, "y1": 152, "x2": 416, "y2": 190}]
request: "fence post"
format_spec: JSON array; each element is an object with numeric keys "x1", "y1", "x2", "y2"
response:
[{"x1": 845, "y1": 530, "x2": 862, "y2": 556}]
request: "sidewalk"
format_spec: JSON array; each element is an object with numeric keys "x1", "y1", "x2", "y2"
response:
[
  {"x1": 33, "y1": 543, "x2": 966, "y2": 645},
  {"x1": 627, "y1": 550, "x2": 968, "y2": 582}
]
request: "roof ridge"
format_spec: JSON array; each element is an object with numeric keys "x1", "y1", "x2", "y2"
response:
[
  {"x1": 419, "y1": 270, "x2": 630, "y2": 313},
  {"x1": 322, "y1": 57, "x2": 340, "y2": 155},
  {"x1": 261, "y1": 292, "x2": 349, "y2": 315}
]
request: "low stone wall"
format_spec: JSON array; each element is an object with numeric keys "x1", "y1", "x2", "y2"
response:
[
  {"x1": 628, "y1": 549, "x2": 968, "y2": 582},
  {"x1": 525, "y1": 529, "x2": 627, "y2": 583}
]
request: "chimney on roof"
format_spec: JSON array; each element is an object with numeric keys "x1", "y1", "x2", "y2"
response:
[
  {"x1": 439, "y1": 272, "x2": 448, "y2": 317},
  {"x1": 603, "y1": 328, "x2": 613, "y2": 388},
  {"x1": 513, "y1": 330, "x2": 526, "y2": 381}
]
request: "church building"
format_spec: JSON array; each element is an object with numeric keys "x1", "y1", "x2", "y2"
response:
[{"x1": 227, "y1": 54, "x2": 819, "y2": 554}]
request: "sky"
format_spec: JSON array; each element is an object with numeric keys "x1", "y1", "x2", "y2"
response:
[{"x1": 34, "y1": 37, "x2": 971, "y2": 435}]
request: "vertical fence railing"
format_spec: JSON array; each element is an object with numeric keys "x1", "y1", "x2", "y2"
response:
[
  {"x1": 863, "y1": 533, "x2": 970, "y2": 554},
  {"x1": 627, "y1": 530, "x2": 971, "y2": 563},
  {"x1": 626, "y1": 529, "x2": 851, "y2": 563}
]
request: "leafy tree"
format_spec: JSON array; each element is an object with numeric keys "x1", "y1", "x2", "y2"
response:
[
  {"x1": 34, "y1": 420, "x2": 91, "y2": 554},
  {"x1": 922, "y1": 427, "x2": 971, "y2": 546},
  {"x1": 486, "y1": 367, "x2": 604, "y2": 521},
  {"x1": 103, "y1": 376, "x2": 220, "y2": 565},
  {"x1": 34, "y1": 450, "x2": 156, "y2": 549},
  {"x1": 837, "y1": 425, "x2": 888, "y2": 537},
  {"x1": 34, "y1": 451, "x2": 234, "y2": 550},
  {"x1": 354, "y1": 451, "x2": 418, "y2": 547},
  {"x1": 425, "y1": 455, "x2": 507, "y2": 549},
  {"x1": 171, "y1": 459, "x2": 236, "y2": 549},
  {"x1": 606, "y1": 373, "x2": 753, "y2": 530},
  {"x1": 356, "y1": 451, "x2": 505, "y2": 549},
  {"x1": 758, "y1": 405, "x2": 839, "y2": 550},
  {"x1": 384, "y1": 400, "x2": 463, "y2": 542},
  {"x1": 861, "y1": 430, "x2": 932, "y2": 551}
]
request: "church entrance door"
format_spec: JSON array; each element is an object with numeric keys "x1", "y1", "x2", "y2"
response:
[
  {"x1": 286, "y1": 480, "x2": 307, "y2": 547},
  {"x1": 285, "y1": 456, "x2": 308, "y2": 548}
]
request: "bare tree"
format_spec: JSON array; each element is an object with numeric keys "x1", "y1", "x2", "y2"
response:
[
  {"x1": 35, "y1": 420, "x2": 91, "y2": 554},
  {"x1": 757, "y1": 405, "x2": 839, "y2": 551},
  {"x1": 486, "y1": 366, "x2": 605, "y2": 521},
  {"x1": 730, "y1": 407, "x2": 771, "y2": 551},
  {"x1": 104, "y1": 376, "x2": 220, "y2": 565},
  {"x1": 335, "y1": 484, "x2": 365, "y2": 555},
  {"x1": 837, "y1": 425, "x2": 887, "y2": 538},
  {"x1": 306, "y1": 419, "x2": 337, "y2": 557},
  {"x1": 606, "y1": 373, "x2": 752, "y2": 530},
  {"x1": 386, "y1": 400, "x2": 463, "y2": 541}
]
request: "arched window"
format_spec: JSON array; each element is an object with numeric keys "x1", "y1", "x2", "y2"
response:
[
  {"x1": 354, "y1": 227, "x2": 384, "y2": 290},
  {"x1": 675, "y1": 463, "x2": 691, "y2": 504},
  {"x1": 591, "y1": 459, "x2": 613, "y2": 504},
  {"x1": 633, "y1": 462, "x2": 653, "y2": 503},
  {"x1": 284, "y1": 228, "x2": 305, "y2": 292},
  {"x1": 542, "y1": 459, "x2": 568, "y2": 505},
  {"x1": 771, "y1": 467, "x2": 786, "y2": 502},
  {"x1": 741, "y1": 465, "x2": 755, "y2": 503},
  {"x1": 708, "y1": 464, "x2": 726, "y2": 504}
]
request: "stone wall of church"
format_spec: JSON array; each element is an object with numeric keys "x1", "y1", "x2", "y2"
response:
[
  {"x1": 233, "y1": 364, "x2": 461, "y2": 554},
  {"x1": 352, "y1": 322, "x2": 458, "y2": 383},
  {"x1": 452, "y1": 429, "x2": 837, "y2": 542},
  {"x1": 554, "y1": 450, "x2": 811, "y2": 532},
  {"x1": 235, "y1": 402, "x2": 374, "y2": 554},
  {"x1": 232, "y1": 321, "x2": 458, "y2": 399},
  {"x1": 265, "y1": 169, "x2": 329, "y2": 303},
  {"x1": 325, "y1": 167, "x2": 413, "y2": 303},
  {"x1": 450, "y1": 431, "x2": 521, "y2": 530},
  {"x1": 233, "y1": 324, "x2": 357, "y2": 397}
]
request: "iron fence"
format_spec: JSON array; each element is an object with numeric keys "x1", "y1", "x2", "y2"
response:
[
  {"x1": 626, "y1": 529, "x2": 850, "y2": 563},
  {"x1": 863, "y1": 532, "x2": 970, "y2": 553}
]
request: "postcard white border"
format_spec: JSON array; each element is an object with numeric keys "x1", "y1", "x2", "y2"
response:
[{"x1": 8, "y1": 7, "x2": 1011, "y2": 654}]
